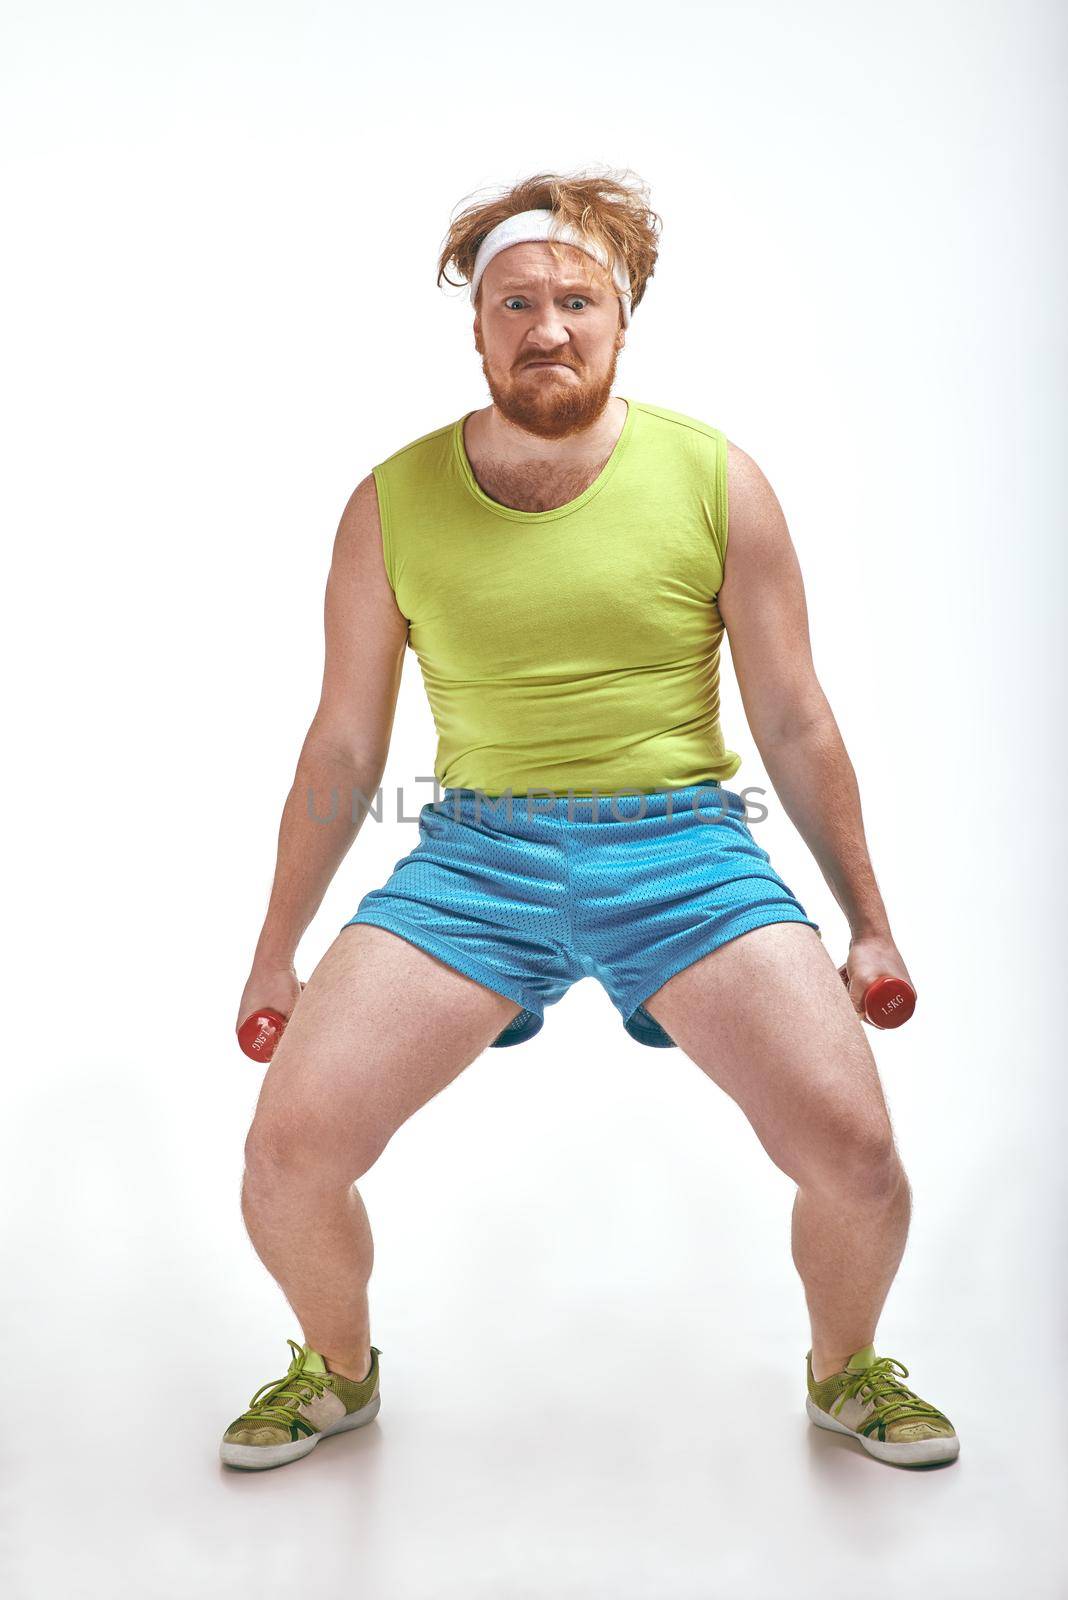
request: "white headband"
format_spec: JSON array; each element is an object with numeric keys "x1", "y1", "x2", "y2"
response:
[{"x1": 469, "y1": 207, "x2": 632, "y2": 328}]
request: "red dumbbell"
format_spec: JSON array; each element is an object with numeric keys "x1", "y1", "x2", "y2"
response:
[
  {"x1": 237, "y1": 1007, "x2": 288, "y2": 1063},
  {"x1": 838, "y1": 966, "x2": 916, "y2": 1029}
]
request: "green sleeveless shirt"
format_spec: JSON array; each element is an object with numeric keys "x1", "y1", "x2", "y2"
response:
[{"x1": 372, "y1": 397, "x2": 742, "y2": 798}]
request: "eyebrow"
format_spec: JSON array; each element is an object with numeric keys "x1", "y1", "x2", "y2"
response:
[{"x1": 496, "y1": 280, "x2": 600, "y2": 293}]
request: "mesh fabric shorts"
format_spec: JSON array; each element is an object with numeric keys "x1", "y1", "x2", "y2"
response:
[{"x1": 343, "y1": 780, "x2": 821, "y2": 1049}]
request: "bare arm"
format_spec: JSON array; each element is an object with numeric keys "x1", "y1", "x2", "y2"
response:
[
  {"x1": 237, "y1": 473, "x2": 408, "y2": 1022},
  {"x1": 716, "y1": 440, "x2": 912, "y2": 996}
]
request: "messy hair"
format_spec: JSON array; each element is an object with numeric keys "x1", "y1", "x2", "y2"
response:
[{"x1": 437, "y1": 167, "x2": 662, "y2": 319}]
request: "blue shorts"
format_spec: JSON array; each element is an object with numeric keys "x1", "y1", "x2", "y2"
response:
[{"x1": 343, "y1": 780, "x2": 821, "y2": 1049}]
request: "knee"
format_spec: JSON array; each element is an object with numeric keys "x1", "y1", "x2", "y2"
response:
[
  {"x1": 242, "y1": 1111, "x2": 380, "y2": 1193},
  {"x1": 809, "y1": 1111, "x2": 908, "y2": 1203},
  {"x1": 242, "y1": 1121, "x2": 306, "y2": 1186}
]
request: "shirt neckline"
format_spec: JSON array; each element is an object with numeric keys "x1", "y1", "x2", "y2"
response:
[{"x1": 452, "y1": 397, "x2": 635, "y2": 523}]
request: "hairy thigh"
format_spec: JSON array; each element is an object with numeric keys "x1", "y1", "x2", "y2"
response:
[
  {"x1": 244, "y1": 923, "x2": 523, "y2": 1177},
  {"x1": 641, "y1": 923, "x2": 896, "y2": 1184}
]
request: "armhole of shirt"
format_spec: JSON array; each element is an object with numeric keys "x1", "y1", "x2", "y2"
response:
[
  {"x1": 713, "y1": 427, "x2": 729, "y2": 572},
  {"x1": 370, "y1": 464, "x2": 396, "y2": 594}
]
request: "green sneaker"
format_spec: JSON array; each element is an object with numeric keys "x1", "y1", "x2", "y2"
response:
[
  {"x1": 806, "y1": 1344, "x2": 959, "y2": 1466},
  {"x1": 220, "y1": 1338, "x2": 382, "y2": 1471}
]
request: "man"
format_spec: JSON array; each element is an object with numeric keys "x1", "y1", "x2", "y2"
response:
[{"x1": 220, "y1": 173, "x2": 958, "y2": 1472}]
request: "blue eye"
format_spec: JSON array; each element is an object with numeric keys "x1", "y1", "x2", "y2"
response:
[{"x1": 504, "y1": 298, "x2": 591, "y2": 311}]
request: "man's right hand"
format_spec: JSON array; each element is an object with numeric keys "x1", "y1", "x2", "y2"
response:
[{"x1": 236, "y1": 961, "x2": 304, "y2": 1036}]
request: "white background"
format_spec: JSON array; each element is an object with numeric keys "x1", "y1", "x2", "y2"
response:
[{"x1": 3, "y1": 1, "x2": 1065, "y2": 1595}]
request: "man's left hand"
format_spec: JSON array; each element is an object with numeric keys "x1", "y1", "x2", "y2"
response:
[{"x1": 840, "y1": 933, "x2": 915, "y2": 1018}]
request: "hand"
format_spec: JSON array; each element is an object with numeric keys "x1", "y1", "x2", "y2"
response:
[
  {"x1": 840, "y1": 933, "x2": 914, "y2": 1019},
  {"x1": 235, "y1": 960, "x2": 304, "y2": 1035}
]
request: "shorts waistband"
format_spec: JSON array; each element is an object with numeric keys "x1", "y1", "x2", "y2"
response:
[{"x1": 431, "y1": 780, "x2": 739, "y2": 825}]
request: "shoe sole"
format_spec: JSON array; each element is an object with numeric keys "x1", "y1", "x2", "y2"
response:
[
  {"x1": 220, "y1": 1388, "x2": 381, "y2": 1471},
  {"x1": 806, "y1": 1394, "x2": 959, "y2": 1466}
]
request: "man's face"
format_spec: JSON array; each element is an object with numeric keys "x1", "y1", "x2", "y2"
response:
[{"x1": 473, "y1": 241, "x2": 626, "y2": 440}]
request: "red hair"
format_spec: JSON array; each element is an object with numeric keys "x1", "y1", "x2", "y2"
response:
[{"x1": 437, "y1": 167, "x2": 662, "y2": 318}]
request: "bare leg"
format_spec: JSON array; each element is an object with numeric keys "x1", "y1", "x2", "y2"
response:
[
  {"x1": 241, "y1": 923, "x2": 523, "y2": 1380},
  {"x1": 640, "y1": 922, "x2": 912, "y2": 1382}
]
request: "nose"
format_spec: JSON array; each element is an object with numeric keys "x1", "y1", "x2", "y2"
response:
[{"x1": 520, "y1": 305, "x2": 575, "y2": 353}]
